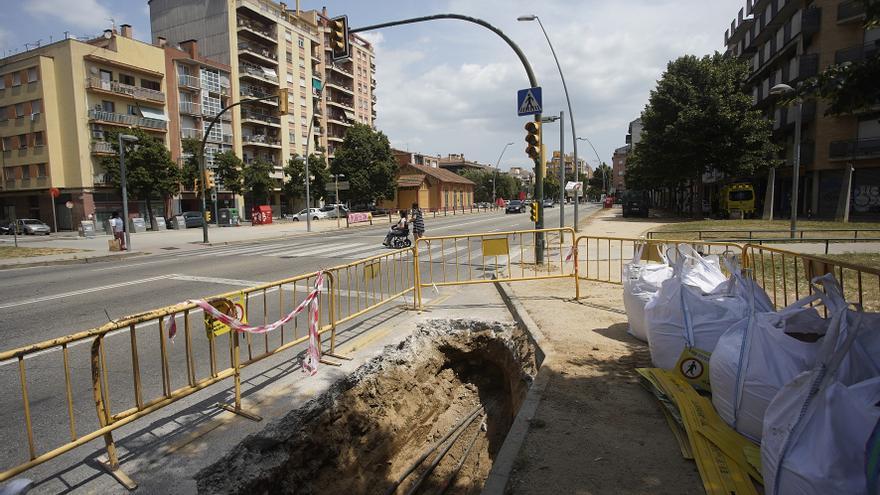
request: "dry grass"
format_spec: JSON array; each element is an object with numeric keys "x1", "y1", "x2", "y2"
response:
[
  {"x1": 0, "y1": 246, "x2": 83, "y2": 259},
  {"x1": 651, "y1": 219, "x2": 880, "y2": 241}
]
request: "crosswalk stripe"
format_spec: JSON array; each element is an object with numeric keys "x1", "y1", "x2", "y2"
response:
[{"x1": 270, "y1": 242, "x2": 368, "y2": 258}]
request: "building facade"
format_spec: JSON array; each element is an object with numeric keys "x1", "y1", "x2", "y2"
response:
[
  {"x1": 392, "y1": 148, "x2": 440, "y2": 168},
  {"x1": 383, "y1": 163, "x2": 475, "y2": 212},
  {"x1": 546, "y1": 151, "x2": 588, "y2": 180},
  {"x1": 149, "y1": 0, "x2": 376, "y2": 215},
  {"x1": 0, "y1": 26, "x2": 169, "y2": 229},
  {"x1": 163, "y1": 40, "x2": 235, "y2": 213},
  {"x1": 724, "y1": 0, "x2": 880, "y2": 219},
  {"x1": 612, "y1": 145, "x2": 629, "y2": 194}
]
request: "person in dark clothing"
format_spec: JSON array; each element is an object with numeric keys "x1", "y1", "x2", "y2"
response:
[{"x1": 411, "y1": 202, "x2": 425, "y2": 241}]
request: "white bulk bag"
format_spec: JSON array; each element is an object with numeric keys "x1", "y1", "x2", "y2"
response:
[
  {"x1": 645, "y1": 244, "x2": 744, "y2": 370},
  {"x1": 710, "y1": 275, "x2": 828, "y2": 442},
  {"x1": 622, "y1": 243, "x2": 673, "y2": 342},
  {"x1": 762, "y1": 276, "x2": 880, "y2": 495}
]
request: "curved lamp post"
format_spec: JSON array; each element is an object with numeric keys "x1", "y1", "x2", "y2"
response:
[
  {"x1": 769, "y1": 83, "x2": 801, "y2": 238},
  {"x1": 493, "y1": 142, "x2": 514, "y2": 204},
  {"x1": 518, "y1": 14, "x2": 581, "y2": 230},
  {"x1": 577, "y1": 136, "x2": 606, "y2": 194}
]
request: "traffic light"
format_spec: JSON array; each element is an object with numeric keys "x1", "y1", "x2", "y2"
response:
[
  {"x1": 194, "y1": 177, "x2": 201, "y2": 194},
  {"x1": 205, "y1": 210, "x2": 212, "y2": 222},
  {"x1": 525, "y1": 121, "x2": 541, "y2": 160},
  {"x1": 205, "y1": 169, "x2": 216, "y2": 190},
  {"x1": 530, "y1": 201, "x2": 539, "y2": 223},
  {"x1": 277, "y1": 88, "x2": 289, "y2": 115},
  {"x1": 328, "y1": 15, "x2": 351, "y2": 61}
]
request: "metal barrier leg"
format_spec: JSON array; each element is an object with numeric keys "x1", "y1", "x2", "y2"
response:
[
  {"x1": 413, "y1": 244, "x2": 423, "y2": 310},
  {"x1": 322, "y1": 273, "x2": 350, "y2": 362},
  {"x1": 91, "y1": 337, "x2": 137, "y2": 490},
  {"x1": 217, "y1": 330, "x2": 263, "y2": 422}
]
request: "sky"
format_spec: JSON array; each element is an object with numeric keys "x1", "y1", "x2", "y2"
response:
[{"x1": 0, "y1": 0, "x2": 745, "y2": 172}]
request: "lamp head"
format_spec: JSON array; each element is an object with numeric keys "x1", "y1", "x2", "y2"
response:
[
  {"x1": 769, "y1": 83, "x2": 794, "y2": 96},
  {"x1": 517, "y1": 15, "x2": 537, "y2": 22},
  {"x1": 119, "y1": 134, "x2": 139, "y2": 143}
]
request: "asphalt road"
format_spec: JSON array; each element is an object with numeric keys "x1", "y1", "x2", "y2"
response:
[{"x1": 0, "y1": 203, "x2": 597, "y2": 480}]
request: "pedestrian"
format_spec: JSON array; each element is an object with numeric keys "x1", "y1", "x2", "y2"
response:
[
  {"x1": 383, "y1": 210, "x2": 408, "y2": 247},
  {"x1": 411, "y1": 202, "x2": 425, "y2": 242},
  {"x1": 110, "y1": 211, "x2": 126, "y2": 251}
]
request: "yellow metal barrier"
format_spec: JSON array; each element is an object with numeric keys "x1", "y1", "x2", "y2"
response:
[
  {"x1": 574, "y1": 236, "x2": 745, "y2": 285},
  {"x1": 743, "y1": 243, "x2": 880, "y2": 312},
  {"x1": 414, "y1": 227, "x2": 578, "y2": 307}
]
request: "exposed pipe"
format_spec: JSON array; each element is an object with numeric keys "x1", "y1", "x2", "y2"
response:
[{"x1": 404, "y1": 411, "x2": 485, "y2": 495}]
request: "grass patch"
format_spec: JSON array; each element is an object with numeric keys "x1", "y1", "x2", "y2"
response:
[
  {"x1": 651, "y1": 219, "x2": 880, "y2": 241},
  {"x1": 820, "y1": 253, "x2": 880, "y2": 271},
  {"x1": 0, "y1": 246, "x2": 83, "y2": 259}
]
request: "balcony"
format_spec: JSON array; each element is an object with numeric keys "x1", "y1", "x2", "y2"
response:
[
  {"x1": 178, "y1": 74, "x2": 200, "y2": 90},
  {"x1": 829, "y1": 138, "x2": 880, "y2": 160},
  {"x1": 85, "y1": 77, "x2": 165, "y2": 103},
  {"x1": 835, "y1": 42, "x2": 880, "y2": 66},
  {"x1": 236, "y1": 17, "x2": 276, "y2": 43},
  {"x1": 179, "y1": 101, "x2": 201, "y2": 115},
  {"x1": 329, "y1": 64, "x2": 354, "y2": 78},
  {"x1": 239, "y1": 63, "x2": 279, "y2": 85},
  {"x1": 327, "y1": 134, "x2": 345, "y2": 143},
  {"x1": 240, "y1": 109, "x2": 280, "y2": 126},
  {"x1": 90, "y1": 140, "x2": 116, "y2": 155},
  {"x1": 88, "y1": 109, "x2": 167, "y2": 131},
  {"x1": 242, "y1": 134, "x2": 281, "y2": 147},
  {"x1": 240, "y1": 83, "x2": 276, "y2": 100},
  {"x1": 326, "y1": 97, "x2": 354, "y2": 110},
  {"x1": 326, "y1": 80, "x2": 354, "y2": 95},
  {"x1": 181, "y1": 128, "x2": 202, "y2": 140},
  {"x1": 797, "y1": 53, "x2": 819, "y2": 80},
  {"x1": 838, "y1": 0, "x2": 866, "y2": 23},
  {"x1": 238, "y1": 41, "x2": 278, "y2": 65},
  {"x1": 802, "y1": 7, "x2": 822, "y2": 38}
]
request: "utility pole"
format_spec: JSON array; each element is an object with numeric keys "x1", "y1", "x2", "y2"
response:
[
  {"x1": 118, "y1": 134, "x2": 138, "y2": 250},
  {"x1": 559, "y1": 110, "x2": 565, "y2": 228}
]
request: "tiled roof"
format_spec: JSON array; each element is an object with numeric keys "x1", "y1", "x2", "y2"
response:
[
  {"x1": 397, "y1": 174, "x2": 425, "y2": 188},
  {"x1": 408, "y1": 164, "x2": 475, "y2": 185}
]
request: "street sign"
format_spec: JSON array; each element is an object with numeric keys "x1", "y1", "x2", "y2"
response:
[
  {"x1": 50, "y1": 187, "x2": 61, "y2": 198},
  {"x1": 325, "y1": 181, "x2": 350, "y2": 191},
  {"x1": 565, "y1": 181, "x2": 583, "y2": 192},
  {"x1": 517, "y1": 86, "x2": 542, "y2": 116}
]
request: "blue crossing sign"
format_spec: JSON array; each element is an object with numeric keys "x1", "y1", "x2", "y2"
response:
[{"x1": 517, "y1": 87, "x2": 542, "y2": 116}]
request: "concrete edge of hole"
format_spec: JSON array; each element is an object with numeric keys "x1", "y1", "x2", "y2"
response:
[{"x1": 482, "y1": 281, "x2": 555, "y2": 495}]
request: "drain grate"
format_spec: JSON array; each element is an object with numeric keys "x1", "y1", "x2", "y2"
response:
[{"x1": 160, "y1": 246, "x2": 180, "y2": 250}]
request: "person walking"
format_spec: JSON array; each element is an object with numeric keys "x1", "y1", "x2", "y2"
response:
[
  {"x1": 411, "y1": 202, "x2": 425, "y2": 242},
  {"x1": 110, "y1": 211, "x2": 126, "y2": 251}
]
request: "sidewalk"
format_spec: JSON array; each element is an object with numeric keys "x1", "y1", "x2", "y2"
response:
[{"x1": 498, "y1": 208, "x2": 704, "y2": 493}]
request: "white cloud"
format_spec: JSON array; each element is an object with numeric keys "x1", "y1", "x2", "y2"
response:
[{"x1": 24, "y1": 0, "x2": 118, "y2": 32}]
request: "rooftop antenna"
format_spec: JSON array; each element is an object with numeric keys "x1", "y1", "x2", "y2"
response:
[
  {"x1": 107, "y1": 17, "x2": 116, "y2": 31},
  {"x1": 64, "y1": 31, "x2": 70, "y2": 40}
]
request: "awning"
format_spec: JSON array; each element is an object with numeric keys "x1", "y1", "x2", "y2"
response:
[
  {"x1": 262, "y1": 67, "x2": 278, "y2": 78},
  {"x1": 139, "y1": 107, "x2": 168, "y2": 121},
  {"x1": 343, "y1": 110, "x2": 356, "y2": 120},
  {"x1": 312, "y1": 78, "x2": 322, "y2": 90}
]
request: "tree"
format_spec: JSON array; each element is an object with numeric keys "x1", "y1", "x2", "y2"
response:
[
  {"x1": 544, "y1": 174, "x2": 561, "y2": 201},
  {"x1": 588, "y1": 163, "x2": 612, "y2": 193},
  {"x1": 101, "y1": 128, "x2": 180, "y2": 230},
  {"x1": 330, "y1": 123, "x2": 396, "y2": 204},
  {"x1": 283, "y1": 154, "x2": 329, "y2": 206},
  {"x1": 180, "y1": 138, "x2": 201, "y2": 191},
  {"x1": 243, "y1": 159, "x2": 273, "y2": 206},
  {"x1": 628, "y1": 53, "x2": 778, "y2": 217},
  {"x1": 214, "y1": 151, "x2": 244, "y2": 202},
  {"x1": 798, "y1": 2, "x2": 879, "y2": 114}
]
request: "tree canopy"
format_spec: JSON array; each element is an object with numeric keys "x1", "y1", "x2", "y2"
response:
[
  {"x1": 627, "y1": 53, "x2": 777, "y2": 214},
  {"x1": 330, "y1": 123, "x2": 396, "y2": 204},
  {"x1": 459, "y1": 169, "x2": 519, "y2": 203},
  {"x1": 180, "y1": 138, "x2": 201, "y2": 192},
  {"x1": 101, "y1": 128, "x2": 180, "y2": 228},
  {"x1": 243, "y1": 159, "x2": 274, "y2": 205},
  {"x1": 283, "y1": 154, "x2": 330, "y2": 206},
  {"x1": 214, "y1": 151, "x2": 244, "y2": 198}
]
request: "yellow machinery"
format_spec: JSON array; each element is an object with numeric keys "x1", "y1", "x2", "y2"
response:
[{"x1": 719, "y1": 182, "x2": 756, "y2": 219}]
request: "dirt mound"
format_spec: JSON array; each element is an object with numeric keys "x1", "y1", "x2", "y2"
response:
[{"x1": 196, "y1": 319, "x2": 538, "y2": 494}]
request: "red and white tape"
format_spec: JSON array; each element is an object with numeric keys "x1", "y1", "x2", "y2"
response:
[{"x1": 164, "y1": 272, "x2": 325, "y2": 375}]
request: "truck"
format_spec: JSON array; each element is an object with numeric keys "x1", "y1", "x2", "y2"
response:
[{"x1": 718, "y1": 182, "x2": 756, "y2": 219}]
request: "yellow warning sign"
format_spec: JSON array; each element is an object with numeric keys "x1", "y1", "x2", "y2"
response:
[
  {"x1": 482, "y1": 237, "x2": 509, "y2": 257},
  {"x1": 675, "y1": 347, "x2": 712, "y2": 392},
  {"x1": 204, "y1": 292, "x2": 247, "y2": 338},
  {"x1": 364, "y1": 260, "x2": 381, "y2": 280}
]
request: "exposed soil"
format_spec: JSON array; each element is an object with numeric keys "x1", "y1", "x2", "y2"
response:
[{"x1": 196, "y1": 319, "x2": 538, "y2": 495}]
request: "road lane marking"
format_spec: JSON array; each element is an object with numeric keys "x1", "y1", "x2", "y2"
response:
[{"x1": 0, "y1": 275, "x2": 175, "y2": 310}]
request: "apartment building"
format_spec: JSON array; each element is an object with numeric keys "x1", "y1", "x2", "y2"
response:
[
  {"x1": 0, "y1": 26, "x2": 169, "y2": 229},
  {"x1": 611, "y1": 145, "x2": 629, "y2": 194},
  {"x1": 149, "y1": 0, "x2": 376, "y2": 215},
  {"x1": 392, "y1": 148, "x2": 440, "y2": 168},
  {"x1": 725, "y1": 0, "x2": 880, "y2": 219},
  {"x1": 546, "y1": 151, "x2": 588, "y2": 180},
  {"x1": 162, "y1": 40, "x2": 236, "y2": 212}
]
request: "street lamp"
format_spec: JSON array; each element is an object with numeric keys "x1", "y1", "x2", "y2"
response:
[
  {"x1": 493, "y1": 142, "x2": 514, "y2": 205},
  {"x1": 118, "y1": 133, "x2": 138, "y2": 251},
  {"x1": 770, "y1": 83, "x2": 801, "y2": 238},
  {"x1": 577, "y1": 136, "x2": 606, "y2": 195},
  {"x1": 518, "y1": 14, "x2": 581, "y2": 231}
]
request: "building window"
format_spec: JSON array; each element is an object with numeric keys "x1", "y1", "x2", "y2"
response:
[
  {"x1": 4, "y1": 168, "x2": 14, "y2": 180},
  {"x1": 299, "y1": 58, "x2": 305, "y2": 68},
  {"x1": 37, "y1": 164, "x2": 47, "y2": 177},
  {"x1": 298, "y1": 36, "x2": 305, "y2": 48},
  {"x1": 0, "y1": 76, "x2": 5, "y2": 90},
  {"x1": 286, "y1": 72, "x2": 294, "y2": 84},
  {"x1": 119, "y1": 74, "x2": 135, "y2": 85},
  {"x1": 200, "y1": 67, "x2": 220, "y2": 93},
  {"x1": 18, "y1": 134, "x2": 27, "y2": 149},
  {"x1": 34, "y1": 132, "x2": 43, "y2": 147},
  {"x1": 300, "y1": 77, "x2": 306, "y2": 87},
  {"x1": 21, "y1": 165, "x2": 30, "y2": 179},
  {"x1": 2, "y1": 137, "x2": 12, "y2": 151},
  {"x1": 31, "y1": 100, "x2": 41, "y2": 115},
  {"x1": 15, "y1": 103, "x2": 24, "y2": 118},
  {"x1": 12, "y1": 71, "x2": 21, "y2": 86},
  {"x1": 101, "y1": 100, "x2": 115, "y2": 113},
  {"x1": 285, "y1": 30, "x2": 293, "y2": 43},
  {"x1": 0, "y1": 106, "x2": 6, "y2": 120},
  {"x1": 127, "y1": 105, "x2": 138, "y2": 116},
  {"x1": 27, "y1": 67, "x2": 38, "y2": 83},
  {"x1": 141, "y1": 79, "x2": 161, "y2": 91},
  {"x1": 289, "y1": 131, "x2": 296, "y2": 144},
  {"x1": 286, "y1": 51, "x2": 293, "y2": 63}
]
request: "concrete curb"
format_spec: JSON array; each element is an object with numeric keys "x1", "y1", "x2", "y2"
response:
[
  {"x1": 0, "y1": 251, "x2": 147, "y2": 270},
  {"x1": 483, "y1": 281, "x2": 554, "y2": 494}
]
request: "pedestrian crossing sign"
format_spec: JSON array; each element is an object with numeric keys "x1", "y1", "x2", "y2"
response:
[{"x1": 517, "y1": 86, "x2": 542, "y2": 116}]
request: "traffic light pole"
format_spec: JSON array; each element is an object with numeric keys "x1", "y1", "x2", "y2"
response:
[
  {"x1": 533, "y1": 114, "x2": 544, "y2": 263},
  {"x1": 351, "y1": 13, "x2": 543, "y2": 262},
  {"x1": 199, "y1": 94, "x2": 280, "y2": 243}
]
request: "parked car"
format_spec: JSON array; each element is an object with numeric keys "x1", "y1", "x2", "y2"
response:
[
  {"x1": 622, "y1": 191, "x2": 651, "y2": 218},
  {"x1": 542, "y1": 198, "x2": 555, "y2": 208},
  {"x1": 5, "y1": 219, "x2": 51, "y2": 235},
  {"x1": 291, "y1": 208, "x2": 327, "y2": 221},
  {"x1": 181, "y1": 211, "x2": 205, "y2": 228},
  {"x1": 505, "y1": 200, "x2": 525, "y2": 214},
  {"x1": 319, "y1": 204, "x2": 349, "y2": 218}
]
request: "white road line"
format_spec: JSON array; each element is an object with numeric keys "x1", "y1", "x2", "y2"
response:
[
  {"x1": 91, "y1": 258, "x2": 176, "y2": 272},
  {"x1": 0, "y1": 275, "x2": 175, "y2": 310},
  {"x1": 187, "y1": 242, "x2": 293, "y2": 257},
  {"x1": 169, "y1": 274, "x2": 263, "y2": 287},
  {"x1": 271, "y1": 242, "x2": 368, "y2": 258}
]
